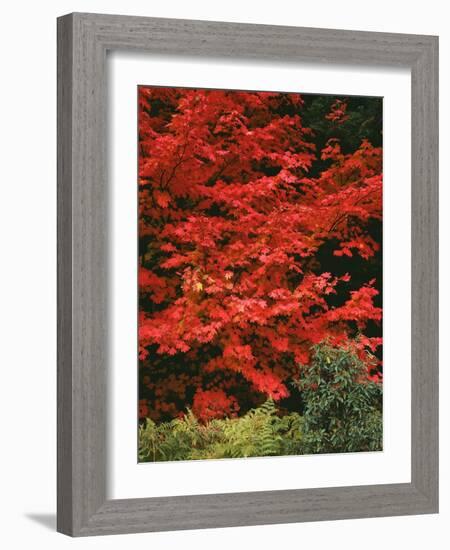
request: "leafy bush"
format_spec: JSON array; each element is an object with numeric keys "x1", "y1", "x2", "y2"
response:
[
  {"x1": 139, "y1": 398, "x2": 303, "y2": 462},
  {"x1": 293, "y1": 343, "x2": 382, "y2": 454}
]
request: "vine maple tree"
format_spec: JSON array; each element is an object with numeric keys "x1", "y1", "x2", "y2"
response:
[{"x1": 138, "y1": 87, "x2": 382, "y2": 422}]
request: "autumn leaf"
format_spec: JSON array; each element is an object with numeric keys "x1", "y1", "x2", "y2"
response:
[{"x1": 138, "y1": 86, "x2": 383, "y2": 421}]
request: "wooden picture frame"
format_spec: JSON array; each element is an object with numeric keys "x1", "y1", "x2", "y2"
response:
[{"x1": 57, "y1": 12, "x2": 438, "y2": 536}]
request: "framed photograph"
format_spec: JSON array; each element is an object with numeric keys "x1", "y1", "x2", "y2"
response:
[{"x1": 57, "y1": 12, "x2": 438, "y2": 536}]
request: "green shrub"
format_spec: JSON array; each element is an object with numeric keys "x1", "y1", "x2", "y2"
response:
[{"x1": 293, "y1": 343, "x2": 382, "y2": 454}]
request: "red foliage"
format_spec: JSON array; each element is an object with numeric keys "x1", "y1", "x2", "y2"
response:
[
  {"x1": 138, "y1": 88, "x2": 382, "y2": 422},
  {"x1": 325, "y1": 99, "x2": 350, "y2": 124},
  {"x1": 192, "y1": 389, "x2": 239, "y2": 421}
]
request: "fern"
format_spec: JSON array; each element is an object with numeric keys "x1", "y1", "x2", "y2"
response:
[{"x1": 139, "y1": 399, "x2": 303, "y2": 462}]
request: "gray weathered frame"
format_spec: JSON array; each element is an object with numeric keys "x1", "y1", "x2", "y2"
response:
[{"x1": 57, "y1": 12, "x2": 438, "y2": 537}]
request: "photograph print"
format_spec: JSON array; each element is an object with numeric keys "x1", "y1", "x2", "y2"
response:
[{"x1": 137, "y1": 86, "x2": 383, "y2": 462}]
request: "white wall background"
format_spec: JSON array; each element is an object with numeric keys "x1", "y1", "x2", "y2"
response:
[{"x1": 0, "y1": 1, "x2": 447, "y2": 548}]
